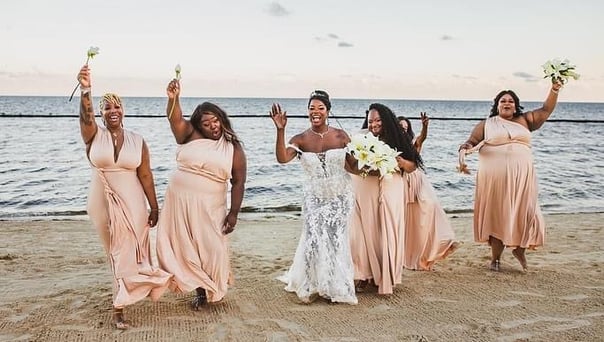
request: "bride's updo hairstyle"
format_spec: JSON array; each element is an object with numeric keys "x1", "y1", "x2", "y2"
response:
[{"x1": 308, "y1": 90, "x2": 331, "y2": 111}]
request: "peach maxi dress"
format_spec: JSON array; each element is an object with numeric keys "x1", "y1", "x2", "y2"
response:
[
  {"x1": 87, "y1": 127, "x2": 172, "y2": 309},
  {"x1": 403, "y1": 169, "x2": 457, "y2": 270},
  {"x1": 472, "y1": 116, "x2": 545, "y2": 248},
  {"x1": 156, "y1": 137, "x2": 234, "y2": 303},
  {"x1": 349, "y1": 173, "x2": 405, "y2": 295}
]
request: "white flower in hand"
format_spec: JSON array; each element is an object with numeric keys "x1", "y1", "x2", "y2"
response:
[
  {"x1": 69, "y1": 46, "x2": 100, "y2": 101},
  {"x1": 87, "y1": 46, "x2": 100, "y2": 61},
  {"x1": 175, "y1": 64, "x2": 182, "y2": 80}
]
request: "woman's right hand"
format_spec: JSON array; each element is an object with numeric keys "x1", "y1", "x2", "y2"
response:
[
  {"x1": 270, "y1": 103, "x2": 287, "y2": 129},
  {"x1": 78, "y1": 65, "x2": 91, "y2": 88},
  {"x1": 457, "y1": 150, "x2": 471, "y2": 175},
  {"x1": 166, "y1": 79, "x2": 180, "y2": 100}
]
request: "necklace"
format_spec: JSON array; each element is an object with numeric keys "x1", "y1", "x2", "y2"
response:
[
  {"x1": 309, "y1": 126, "x2": 330, "y2": 139},
  {"x1": 110, "y1": 129, "x2": 122, "y2": 147}
]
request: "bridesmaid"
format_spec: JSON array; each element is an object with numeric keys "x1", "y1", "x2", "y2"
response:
[
  {"x1": 77, "y1": 65, "x2": 172, "y2": 330},
  {"x1": 398, "y1": 113, "x2": 459, "y2": 271},
  {"x1": 459, "y1": 81, "x2": 562, "y2": 272},
  {"x1": 349, "y1": 103, "x2": 420, "y2": 295},
  {"x1": 156, "y1": 78, "x2": 247, "y2": 309}
]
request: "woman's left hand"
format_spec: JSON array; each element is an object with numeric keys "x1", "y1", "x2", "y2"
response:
[
  {"x1": 552, "y1": 79, "x2": 563, "y2": 93},
  {"x1": 147, "y1": 210, "x2": 159, "y2": 227},
  {"x1": 222, "y1": 211, "x2": 238, "y2": 235}
]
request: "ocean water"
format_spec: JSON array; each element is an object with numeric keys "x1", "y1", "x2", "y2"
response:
[{"x1": 1, "y1": 96, "x2": 603, "y2": 219}]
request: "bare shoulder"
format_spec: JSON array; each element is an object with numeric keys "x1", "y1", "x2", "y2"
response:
[
  {"x1": 332, "y1": 127, "x2": 350, "y2": 139},
  {"x1": 289, "y1": 131, "x2": 308, "y2": 145}
]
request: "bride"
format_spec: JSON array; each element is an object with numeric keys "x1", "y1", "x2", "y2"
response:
[{"x1": 269, "y1": 90, "x2": 357, "y2": 304}]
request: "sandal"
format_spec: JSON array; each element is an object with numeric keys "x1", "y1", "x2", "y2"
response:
[
  {"x1": 489, "y1": 259, "x2": 500, "y2": 272},
  {"x1": 355, "y1": 280, "x2": 369, "y2": 293},
  {"x1": 191, "y1": 288, "x2": 207, "y2": 310},
  {"x1": 113, "y1": 308, "x2": 129, "y2": 330}
]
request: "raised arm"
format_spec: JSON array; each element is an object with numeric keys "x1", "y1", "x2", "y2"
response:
[
  {"x1": 166, "y1": 79, "x2": 194, "y2": 144},
  {"x1": 78, "y1": 65, "x2": 98, "y2": 145},
  {"x1": 525, "y1": 81, "x2": 563, "y2": 131},
  {"x1": 269, "y1": 103, "x2": 298, "y2": 163},
  {"x1": 414, "y1": 112, "x2": 429, "y2": 154},
  {"x1": 223, "y1": 142, "x2": 247, "y2": 235},
  {"x1": 137, "y1": 140, "x2": 160, "y2": 227}
]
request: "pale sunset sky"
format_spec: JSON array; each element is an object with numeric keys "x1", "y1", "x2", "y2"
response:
[{"x1": 1, "y1": 0, "x2": 603, "y2": 102}]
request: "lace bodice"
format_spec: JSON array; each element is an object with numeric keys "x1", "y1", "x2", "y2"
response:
[{"x1": 297, "y1": 148, "x2": 353, "y2": 199}]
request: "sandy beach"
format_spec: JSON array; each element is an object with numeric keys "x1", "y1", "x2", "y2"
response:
[{"x1": 0, "y1": 212, "x2": 602, "y2": 341}]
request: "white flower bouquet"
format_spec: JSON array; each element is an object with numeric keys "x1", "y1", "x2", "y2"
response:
[
  {"x1": 542, "y1": 58, "x2": 580, "y2": 84},
  {"x1": 346, "y1": 133, "x2": 400, "y2": 178}
]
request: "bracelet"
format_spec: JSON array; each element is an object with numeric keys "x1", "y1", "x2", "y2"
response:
[
  {"x1": 551, "y1": 88, "x2": 559, "y2": 94},
  {"x1": 81, "y1": 87, "x2": 91, "y2": 95}
]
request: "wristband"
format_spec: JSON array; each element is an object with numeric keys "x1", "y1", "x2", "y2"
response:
[{"x1": 81, "y1": 87, "x2": 91, "y2": 95}]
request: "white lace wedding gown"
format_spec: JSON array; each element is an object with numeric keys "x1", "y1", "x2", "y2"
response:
[{"x1": 278, "y1": 147, "x2": 357, "y2": 304}]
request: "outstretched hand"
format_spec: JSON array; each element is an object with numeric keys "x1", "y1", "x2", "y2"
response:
[
  {"x1": 166, "y1": 79, "x2": 180, "y2": 100},
  {"x1": 270, "y1": 103, "x2": 287, "y2": 129},
  {"x1": 78, "y1": 65, "x2": 91, "y2": 88}
]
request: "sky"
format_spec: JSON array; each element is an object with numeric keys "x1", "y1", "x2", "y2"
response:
[{"x1": 1, "y1": 0, "x2": 603, "y2": 102}]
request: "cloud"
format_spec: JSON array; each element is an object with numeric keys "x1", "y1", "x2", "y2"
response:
[
  {"x1": 513, "y1": 71, "x2": 539, "y2": 82},
  {"x1": 452, "y1": 74, "x2": 477, "y2": 80},
  {"x1": 441, "y1": 35, "x2": 454, "y2": 41},
  {"x1": 266, "y1": 2, "x2": 290, "y2": 17},
  {"x1": 313, "y1": 33, "x2": 354, "y2": 47}
]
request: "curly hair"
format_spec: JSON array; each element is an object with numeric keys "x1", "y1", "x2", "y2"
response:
[
  {"x1": 362, "y1": 103, "x2": 423, "y2": 170},
  {"x1": 489, "y1": 90, "x2": 524, "y2": 117},
  {"x1": 190, "y1": 102, "x2": 241, "y2": 144}
]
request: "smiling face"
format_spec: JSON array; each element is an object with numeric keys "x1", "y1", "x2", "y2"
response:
[
  {"x1": 367, "y1": 109, "x2": 383, "y2": 136},
  {"x1": 200, "y1": 113, "x2": 223, "y2": 140},
  {"x1": 308, "y1": 99, "x2": 328, "y2": 127},
  {"x1": 100, "y1": 94, "x2": 123, "y2": 129},
  {"x1": 497, "y1": 94, "x2": 516, "y2": 119}
]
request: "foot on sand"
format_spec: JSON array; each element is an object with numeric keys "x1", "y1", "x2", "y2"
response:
[
  {"x1": 512, "y1": 248, "x2": 528, "y2": 272},
  {"x1": 113, "y1": 308, "x2": 129, "y2": 330}
]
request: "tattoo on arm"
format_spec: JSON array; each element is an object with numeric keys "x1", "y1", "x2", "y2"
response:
[{"x1": 80, "y1": 93, "x2": 94, "y2": 125}]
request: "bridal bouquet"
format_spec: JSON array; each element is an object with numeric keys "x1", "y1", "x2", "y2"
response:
[
  {"x1": 346, "y1": 133, "x2": 400, "y2": 178},
  {"x1": 542, "y1": 58, "x2": 580, "y2": 84}
]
